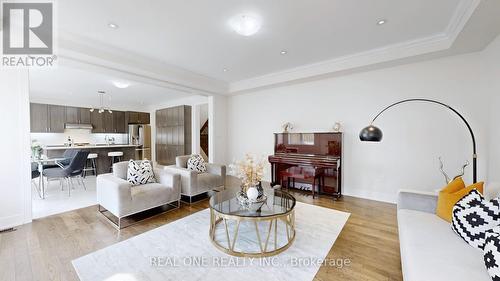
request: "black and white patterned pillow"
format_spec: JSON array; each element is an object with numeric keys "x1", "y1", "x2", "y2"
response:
[
  {"x1": 451, "y1": 189, "x2": 500, "y2": 250},
  {"x1": 187, "y1": 154, "x2": 207, "y2": 173},
  {"x1": 127, "y1": 160, "x2": 156, "y2": 185},
  {"x1": 455, "y1": 189, "x2": 484, "y2": 210},
  {"x1": 484, "y1": 226, "x2": 500, "y2": 281}
]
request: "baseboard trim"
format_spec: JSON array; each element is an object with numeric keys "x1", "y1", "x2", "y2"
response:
[
  {"x1": 343, "y1": 190, "x2": 397, "y2": 204},
  {"x1": 0, "y1": 214, "x2": 27, "y2": 231}
]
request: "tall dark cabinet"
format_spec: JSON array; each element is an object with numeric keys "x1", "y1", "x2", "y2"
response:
[{"x1": 155, "y1": 105, "x2": 192, "y2": 165}]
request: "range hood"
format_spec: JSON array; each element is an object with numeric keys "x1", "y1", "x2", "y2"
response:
[{"x1": 65, "y1": 123, "x2": 93, "y2": 130}]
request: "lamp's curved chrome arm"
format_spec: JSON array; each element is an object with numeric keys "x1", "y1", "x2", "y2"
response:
[{"x1": 371, "y1": 98, "x2": 477, "y2": 183}]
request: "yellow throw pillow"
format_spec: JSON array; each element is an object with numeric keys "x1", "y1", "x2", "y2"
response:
[{"x1": 436, "y1": 177, "x2": 484, "y2": 222}]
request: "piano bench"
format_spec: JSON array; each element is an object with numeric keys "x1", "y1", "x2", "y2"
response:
[{"x1": 280, "y1": 166, "x2": 324, "y2": 198}]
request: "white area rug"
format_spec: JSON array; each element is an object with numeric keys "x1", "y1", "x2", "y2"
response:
[{"x1": 72, "y1": 202, "x2": 350, "y2": 281}]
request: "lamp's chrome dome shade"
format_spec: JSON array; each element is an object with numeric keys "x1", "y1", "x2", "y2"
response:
[{"x1": 359, "y1": 125, "x2": 383, "y2": 142}]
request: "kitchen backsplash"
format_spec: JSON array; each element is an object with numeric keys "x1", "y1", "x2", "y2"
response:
[{"x1": 31, "y1": 129, "x2": 128, "y2": 146}]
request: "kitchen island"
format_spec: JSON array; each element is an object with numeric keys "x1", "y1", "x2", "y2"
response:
[{"x1": 44, "y1": 144, "x2": 138, "y2": 174}]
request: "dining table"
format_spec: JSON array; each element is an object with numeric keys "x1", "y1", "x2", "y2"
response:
[{"x1": 32, "y1": 156, "x2": 68, "y2": 199}]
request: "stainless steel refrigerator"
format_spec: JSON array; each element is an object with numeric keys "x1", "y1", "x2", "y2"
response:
[{"x1": 128, "y1": 124, "x2": 151, "y2": 160}]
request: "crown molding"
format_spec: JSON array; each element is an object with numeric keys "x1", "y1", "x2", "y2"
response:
[
  {"x1": 228, "y1": 0, "x2": 481, "y2": 94},
  {"x1": 57, "y1": 32, "x2": 228, "y2": 96},
  {"x1": 55, "y1": 0, "x2": 481, "y2": 96}
]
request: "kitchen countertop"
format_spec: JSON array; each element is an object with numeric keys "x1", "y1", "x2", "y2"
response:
[{"x1": 43, "y1": 144, "x2": 139, "y2": 150}]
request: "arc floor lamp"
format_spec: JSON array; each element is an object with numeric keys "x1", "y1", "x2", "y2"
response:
[{"x1": 359, "y1": 98, "x2": 478, "y2": 183}]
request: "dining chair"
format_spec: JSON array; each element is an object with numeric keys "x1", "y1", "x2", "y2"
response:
[
  {"x1": 42, "y1": 149, "x2": 78, "y2": 169},
  {"x1": 31, "y1": 162, "x2": 42, "y2": 198},
  {"x1": 42, "y1": 150, "x2": 90, "y2": 196}
]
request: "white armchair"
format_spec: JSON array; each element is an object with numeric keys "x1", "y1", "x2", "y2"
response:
[
  {"x1": 97, "y1": 161, "x2": 181, "y2": 228},
  {"x1": 164, "y1": 155, "x2": 226, "y2": 203}
]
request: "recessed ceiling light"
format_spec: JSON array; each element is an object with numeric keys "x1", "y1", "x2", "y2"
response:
[
  {"x1": 229, "y1": 14, "x2": 261, "y2": 36},
  {"x1": 280, "y1": 50, "x2": 288, "y2": 55},
  {"x1": 112, "y1": 81, "x2": 130, "y2": 88},
  {"x1": 223, "y1": 68, "x2": 228, "y2": 72},
  {"x1": 108, "y1": 22, "x2": 119, "y2": 29},
  {"x1": 377, "y1": 19, "x2": 387, "y2": 25}
]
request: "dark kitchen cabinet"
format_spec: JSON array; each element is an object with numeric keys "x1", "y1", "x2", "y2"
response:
[
  {"x1": 79, "y1": 108, "x2": 91, "y2": 124},
  {"x1": 127, "y1": 111, "x2": 150, "y2": 124},
  {"x1": 92, "y1": 111, "x2": 121, "y2": 133},
  {"x1": 66, "y1": 106, "x2": 91, "y2": 125},
  {"x1": 127, "y1": 112, "x2": 139, "y2": 124},
  {"x1": 65, "y1": 106, "x2": 79, "y2": 124},
  {"x1": 30, "y1": 103, "x2": 139, "y2": 134},
  {"x1": 155, "y1": 105, "x2": 191, "y2": 165},
  {"x1": 103, "y1": 112, "x2": 114, "y2": 133},
  {"x1": 48, "y1": 105, "x2": 65, "y2": 133},
  {"x1": 113, "y1": 111, "x2": 127, "y2": 133},
  {"x1": 30, "y1": 103, "x2": 49, "y2": 132},
  {"x1": 139, "y1": 112, "x2": 150, "y2": 124},
  {"x1": 91, "y1": 111, "x2": 105, "y2": 133}
]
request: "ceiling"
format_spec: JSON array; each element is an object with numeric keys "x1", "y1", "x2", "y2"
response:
[
  {"x1": 59, "y1": 0, "x2": 463, "y2": 81},
  {"x1": 49, "y1": 0, "x2": 500, "y2": 94},
  {"x1": 29, "y1": 66, "x2": 189, "y2": 110}
]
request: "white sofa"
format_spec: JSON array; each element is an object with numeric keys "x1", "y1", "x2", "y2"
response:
[
  {"x1": 397, "y1": 190, "x2": 490, "y2": 281},
  {"x1": 97, "y1": 161, "x2": 181, "y2": 228},
  {"x1": 164, "y1": 155, "x2": 226, "y2": 203}
]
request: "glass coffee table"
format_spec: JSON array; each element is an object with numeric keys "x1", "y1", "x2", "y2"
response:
[{"x1": 209, "y1": 186, "x2": 296, "y2": 257}]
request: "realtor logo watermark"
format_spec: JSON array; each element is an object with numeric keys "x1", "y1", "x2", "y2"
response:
[{"x1": 1, "y1": 1, "x2": 56, "y2": 67}]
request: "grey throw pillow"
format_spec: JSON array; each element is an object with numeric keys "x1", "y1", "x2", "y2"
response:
[
  {"x1": 187, "y1": 154, "x2": 207, "y2": 173},
  {"x1": 127, "y1": 160, "x2": 156, "y2": 185}
]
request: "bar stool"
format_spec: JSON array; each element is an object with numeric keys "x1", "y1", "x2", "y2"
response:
[
  {"x1": 108, "y1": 151, "x2": 123, "y2": 172},
  {"x1": 83, "y1": 153, "x2": 98, "y2": 177}
]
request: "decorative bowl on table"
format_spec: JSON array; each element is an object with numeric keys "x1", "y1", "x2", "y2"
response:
[{"x1": 236, "y1": 189, "x2": 267, "y2": 210}]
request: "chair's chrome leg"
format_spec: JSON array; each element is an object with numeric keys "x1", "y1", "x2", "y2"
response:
[
  {"x1": 66, "y1": 177, "x2": 71, "y2": 196},
  {"x1": 60, "y1": 178, "x2": 63, "y2": 191},
  {"x1": 80, "y1": 176, "x2": 86, "y2": 190},
  {"x1": 32, "y1": 180, "x2": 42, "y2": 198}
]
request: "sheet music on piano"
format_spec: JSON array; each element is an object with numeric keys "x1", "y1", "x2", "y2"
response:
[{"x1": 269, "y1": 132, "x2": 342, "y2": 197}]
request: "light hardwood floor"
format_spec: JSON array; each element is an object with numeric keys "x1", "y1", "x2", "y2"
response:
[{"x1": 0, "y1": 178, "x2": 403, "y2": 281}]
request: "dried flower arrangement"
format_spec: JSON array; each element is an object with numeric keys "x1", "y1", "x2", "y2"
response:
[{"x1": 230, "y1": 154, "x2": 265, "y2": 191}]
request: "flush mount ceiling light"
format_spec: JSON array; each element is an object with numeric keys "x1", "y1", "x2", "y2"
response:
[
  {"x1": 223, "y1": 68, "x2": 228, "y2": 72},
  {"x1": 89, "y1": 90, "x2": 112, "y2": 114},
  {"x1": 377, "y1": 19, "x2": 387, "y2": 25},
  {"x1": 280, "y1": 50, "x2": 288, "y2": 55},
  {"x1": 229, "y1": 14, "x2": 261, "y2": 36},
  {"x1": 112, "y1": 81, "x2": 130, "y2": 89},
  {"x1": 108, "y1": 22, "x2": 119, "y2": 29}
]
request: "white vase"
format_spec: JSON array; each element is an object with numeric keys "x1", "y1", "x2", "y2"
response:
[{"x1": 246, "y1": 187, "x2": 259, "y2": 201}]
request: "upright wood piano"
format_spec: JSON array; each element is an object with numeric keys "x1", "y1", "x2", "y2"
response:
[{"x1": 268, "y1": 132, "x2": 342, "y2": 197}]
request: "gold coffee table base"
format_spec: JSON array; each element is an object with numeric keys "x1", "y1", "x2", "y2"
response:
[{"x1": 209, "y1": 208, "x2": 296, "y2": 258}]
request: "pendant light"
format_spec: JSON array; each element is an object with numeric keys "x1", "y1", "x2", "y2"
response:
[{"x1": 89, "y1": 90, "x2": 112, "y2": 114}]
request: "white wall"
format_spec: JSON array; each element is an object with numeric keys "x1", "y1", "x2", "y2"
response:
[
  {"x1": 484, "y1": 35, "x2": 500, "y2": 189},
  {"x1": 0, "y1": 70, "x2": 32, "y2": 229},
  {"x1": 209, "y1": 95, "x2": 227, "y2": 164},
  {"x1": 226, "y1": 49, "x2": 495, "y2": 203}
]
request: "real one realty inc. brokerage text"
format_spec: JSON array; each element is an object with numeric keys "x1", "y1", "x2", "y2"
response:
[{"x1": 150, "y1": 256, "x2": 352, "y2": 269}]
